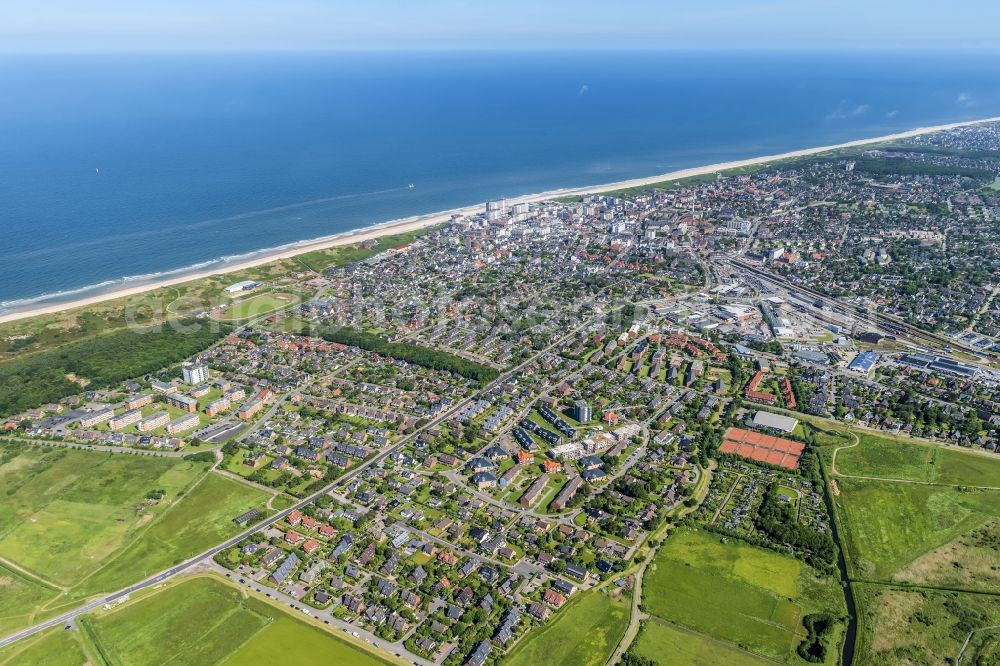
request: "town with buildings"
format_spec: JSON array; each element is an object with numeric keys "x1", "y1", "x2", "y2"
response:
[{"x1": 2, "y1": 122, "x2": 1000, "y2": 666}]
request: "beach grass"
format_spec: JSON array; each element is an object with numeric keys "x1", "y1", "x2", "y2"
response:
[{"x1": 854, "y1": 584, "x2": 1000, "y2": 666}]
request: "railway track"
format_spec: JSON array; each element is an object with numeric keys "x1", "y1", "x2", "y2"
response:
[{"x1": 729, "y1": 259, "x2": 996, "y2": 362}]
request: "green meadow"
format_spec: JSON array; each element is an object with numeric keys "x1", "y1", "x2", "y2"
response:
[
  {"x1": 630, "y1": 618, "x2": 776, "y2": 666},
  {"x1": 0, "y1": 443, "x2": 269, "y2": 635},
  {"x1": 220, "y1": 292, "x2": 299, "y2": 321},
  {"x1": 641, "y1": 528, "x2": 844, "y2": 662},
  {"x1": 834, "y1": 477, "x2": 1000, "y2": 585},
  {"x1": 835, "y1": 434, "x2": 1000, "y2": 487},
  {"x1": 505, "y1": 589, "x2": 630, "y2": 666},
  {"x1": 0, "y1": 627, "x2": 90, "y2": 666},
  {"x1": 80, "y1": 576, "x2": 395, "y2": 666}
]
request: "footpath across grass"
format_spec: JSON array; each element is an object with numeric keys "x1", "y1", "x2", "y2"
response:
[
  {"x1": 504, "y1": 588, "x2": 630, "y2": 666},
  {"x1": 855, "y1": 584, "x2": 1000, "y2": 666}
]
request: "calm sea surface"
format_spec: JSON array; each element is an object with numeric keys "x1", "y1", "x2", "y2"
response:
[{"x1": 2, "y1": 50, "x2": 1000, "y2": 309}]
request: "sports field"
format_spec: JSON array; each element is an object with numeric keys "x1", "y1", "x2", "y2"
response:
[
  {"x1": 505, "y1": 589, "x2": 630, "y2": 666},
  {"x1": 835, "y1": 434, "x2": 1000, "y2": 487},
  {"x1": 220, "y1": 292, "x2": 298, "y2": 320},
  {"x1": 0, "y1": 443, "x2": 269, "y2": 634},
  {"x1": 82, "y1": 576, "x2": 395, "y2": 666},
  {"x1": 835, "y1": 477, "x2": 1000, "y2": 584},
  {"x1": 630, "y1": 618, "x2": 775, "y2": 666},
  {"x1": 642, "y1": 528, "x2": 843, "y2": 661}
]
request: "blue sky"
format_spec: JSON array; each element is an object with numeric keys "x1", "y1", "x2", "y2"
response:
[{"x1": 1, "y1": 1, "x2": 998, "y2": 53}]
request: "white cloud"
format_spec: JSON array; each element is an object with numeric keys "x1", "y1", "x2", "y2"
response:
[
  {"x1": 885, "y1": 109, "x2": 899, "y2": 118},
  {"x1": 578, "y1": 84, "x2": 589, "y2": 96},
  {"x1": 826, "y1": 100, "x2": 870, "y2": 120},
  {"x1": 955, "y1": 92, "x2": 975, "y2": 107}
]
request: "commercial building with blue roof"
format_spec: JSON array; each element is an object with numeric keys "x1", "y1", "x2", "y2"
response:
[{"x1": 847, "y1": 351, "x2": 878, "y2": 374}]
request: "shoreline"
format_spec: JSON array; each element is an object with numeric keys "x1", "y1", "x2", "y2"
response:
[{"x1": 2, "y1": 115, "x2": 999, "y2": 325}]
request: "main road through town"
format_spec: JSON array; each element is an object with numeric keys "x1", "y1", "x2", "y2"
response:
[{"x1": 0, "y1": 303, "x2": 615, "y2": 655}]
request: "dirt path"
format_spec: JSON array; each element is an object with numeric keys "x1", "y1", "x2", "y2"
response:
[
  {"x1": 827, "y1": 431, "x2": 860, "y2": 477},
  {"x1": 605, "y1": 462, "x2": 715, "y2": 666},
  {"x1": 710, "y1": 472, "x2": 743, "y2": 524},
  {"x1": 0, "y1": 556, "x2": 65, "y2": 592},
  {"x1": 956, "y1": 623, "x2": 1000, "y2": 665}
]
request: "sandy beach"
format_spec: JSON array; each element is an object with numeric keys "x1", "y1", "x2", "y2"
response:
[{"x1": 2, "y1": 115, "x2": 998, "y2": 325}]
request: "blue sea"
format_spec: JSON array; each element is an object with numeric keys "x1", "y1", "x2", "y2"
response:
[{"x1": 2, "y1": 50, "x2": 1000, "y2": 312}]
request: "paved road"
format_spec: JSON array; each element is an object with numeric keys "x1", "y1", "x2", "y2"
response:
[
  {"x1": 1, "y1": 436, "x2": 205, "y2": 458},
  {"x1": 0, "y1": 309, "x2": 605, "y2": 653}
]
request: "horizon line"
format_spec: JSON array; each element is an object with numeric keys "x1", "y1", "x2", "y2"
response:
[{"x1": 2, "y1": 44, "x2": 1000, "y2": 56}]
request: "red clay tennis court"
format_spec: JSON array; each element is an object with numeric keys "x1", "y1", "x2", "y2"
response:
[{"x1": 721, "y1": 427, "x2": 803, "y2": 469}]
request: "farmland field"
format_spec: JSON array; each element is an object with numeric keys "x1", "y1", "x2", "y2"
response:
[
  {"x1": 854, "y1": 584, "x2": 1000, "y2": 666},
  {"x1": 504, "y1": 589, "x2": 630, "y2": 666},
  {"x1": 0, "y1": 445, "x2": 207, "y2": 585},
  {"x1": 641, "y1": 528, "x2": 844, "y2": 661},
  {"x1": 630, "y1": 618, "x2": 775, "y2": 666},
  {"x1": 81, "y1": 576, "x2": 396, "y2": 666},
  {"x1": 936, "y1": 447, "x2": 1000, "y2": 487},
  {"x1": 834, "y1": 477, "x2": 1000, "y2": 583},
  {"x1": 0, "y1": 443, "x2": 269, "y2": 634}
]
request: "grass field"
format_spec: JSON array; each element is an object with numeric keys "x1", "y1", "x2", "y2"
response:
[
  {"x1": 504, "y1": 589, "x2": 630, "y2": 666},
  {"x1": 74, "y1": 472, "x2": 271, "y2": 597},
  {"x1": 630, "y1": 618, "x2": 775, "y2": 666},
  {"x1": 855, "y1": 584, "x2": 1000, "y2": 666},
  {"x1": 82, "y1": 576, "x2": 395, "y2": 666},
  {"x1": 835, "y1": 434, "x2": 1000, "y2": 487},
  {"x1": 0, "y1": 565, "x2": 60, "y2": 637},
  {"x1": 0, "y1": 444, "x2": 269, "y2": 635},
  {"x1": 0, "y1": 627, "x2": 89, "y2": 666},
  {"x1": 0, "y1": 446, "x2": 207, "y2": 586},
  {"x1": 834, "y1": 478, "x2": 1000, "y2": 583},
  {"x1": 642, "y1": 528, "x2": 844, "y2": 662},
  {"x1": 222, "y1": 617, "x2": 394, "y2": 666},
  {"x1": 894, "y1": 520, "x2": 1000, "y2": 592}
]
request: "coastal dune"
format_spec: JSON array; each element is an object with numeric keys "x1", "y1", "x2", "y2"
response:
[{"x1": 2, "y1": 115, "x2": 998, "y2": 325}]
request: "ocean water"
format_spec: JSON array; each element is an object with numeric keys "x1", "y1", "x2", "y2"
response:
[{"x1": 2, "y1": 50, "x2": 1000, "y2": 311}]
